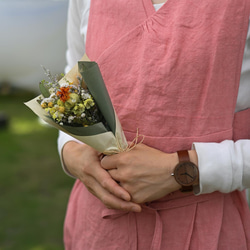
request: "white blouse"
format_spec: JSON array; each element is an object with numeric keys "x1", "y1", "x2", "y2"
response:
[{"x1": 58, "y1": 0, "x2": 250, "y2": 195}]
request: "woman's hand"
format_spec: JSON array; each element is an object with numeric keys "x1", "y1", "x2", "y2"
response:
[
  {"x1": 62, "y1": 141, "x2": 142, "y2": 212},
  {"x1": 101, "y1": 143, "x2": 182, "y2": 204}
]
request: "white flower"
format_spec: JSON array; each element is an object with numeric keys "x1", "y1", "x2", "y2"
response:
[
  {"x1": 70, "y1": 85, "x2": 78, "y2": 90},
  {"x1": 68, "y1": 115, "x2": 75, "y2": 123},
  {"x1": 49, "y1": 92, "x2": 56, "y2": 99},
  {"x1": 52, "y1": 111, "x2": 64, "y2": 120},
  {"x1": 60, "y1": 83, "x2": 70, "y2": 88},
  {"x1": 81, "y1": 90, "x2": 91, "y2": 100},
  {"x1": 41, "y1": 97, "x2": 55, "y2": 104},
  {"x1": 49, "y1": 88, "x2": 56, "y2": 95}
]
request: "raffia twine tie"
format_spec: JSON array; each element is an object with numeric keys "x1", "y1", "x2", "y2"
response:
[{"x1": 103, "y1": 129, "x2": 144, "y2": 155}]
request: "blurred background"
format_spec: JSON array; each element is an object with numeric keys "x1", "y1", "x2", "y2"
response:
[
  {"x1": 0, "y1": 1, "x2": 250, "y2": 250},
  {"x1": 0, "y1": 0, "x2": 68, "y2": 93},
  {"x1": 0, "y1": 0, "x2": 75, "y2": 249}
]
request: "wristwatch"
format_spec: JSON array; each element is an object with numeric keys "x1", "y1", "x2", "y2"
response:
[{"x1": 171, "y1": 150, "x2": 199, "y2": 192}]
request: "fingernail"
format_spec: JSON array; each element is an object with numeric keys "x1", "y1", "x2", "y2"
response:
[
  {"x1": 132, "y1": 206, "x2": 141, "y2": 213},
  {"x1": 121, "y1": 194, "x2": 130, "y2": 201}
]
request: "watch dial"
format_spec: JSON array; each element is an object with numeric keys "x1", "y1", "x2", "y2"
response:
[{"x1": 175, "y1": 162, "x2": 197, "y2": 185}]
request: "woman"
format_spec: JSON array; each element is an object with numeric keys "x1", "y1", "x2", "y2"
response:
[{"x1": 58, "y1": 0, "x2": 250, "y2": 249}]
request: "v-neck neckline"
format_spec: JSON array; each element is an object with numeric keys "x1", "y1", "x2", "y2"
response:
[
  {"x1": 153, "y1": 3, "x2": 164, "y2": 12},
  {"x1": 142, "y1": 0, "x2": 170, "y2": 17}
]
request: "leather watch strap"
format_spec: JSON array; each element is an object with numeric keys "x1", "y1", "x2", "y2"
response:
[
  {"x1": 176, "y1": 150, "x2": 195, "y2": 192},
  {"x1": 177, "y1": 150, "x2": 190, "y2": 162}
]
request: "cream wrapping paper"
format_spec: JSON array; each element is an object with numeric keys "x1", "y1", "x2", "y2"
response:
[{"x1": 25, "y1": 54, "x2": 128, "y2": 155}]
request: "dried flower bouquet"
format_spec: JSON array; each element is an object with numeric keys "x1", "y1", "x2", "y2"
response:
[{"x1": 25, "y1": 55, "x2": 128, "y2": 154}]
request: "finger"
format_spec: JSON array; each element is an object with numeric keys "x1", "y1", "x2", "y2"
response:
[
  {"x1": 81, "y1": 156, "x2": 130, "y2": 201},
  {"x1": 94, "y1": 182, "x2": 141, "y2": 212},
  {"x1": 107, "y1": 169, "x2": 120, "y2": 182},
  {"x1": 84, "y1": 174, "x2": 141, "y2": 212},
  {"x1": 101, "y1": 154, "x2": 119, "y2": 170},
  {"x1": 94, "y1": 167, "x2": 131, "y2": 201}
]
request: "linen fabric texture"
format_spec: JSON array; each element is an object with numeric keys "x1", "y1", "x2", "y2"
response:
[{"x1": 64, "y1": 0, "x2": 250, "y2": 249}]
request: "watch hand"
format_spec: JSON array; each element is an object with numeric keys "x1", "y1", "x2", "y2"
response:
[
  {"x1": 186, "y1": 173, "x2": 194, "y2": 179},
  {"x1": 180, "y1": 172, "x2": 194, "y2": 179}
]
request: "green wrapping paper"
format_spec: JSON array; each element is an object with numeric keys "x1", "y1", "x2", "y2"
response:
[
  {"x1": 78, "y1": 61, "x2": 116, "y2": 135},
  {"x1": 24, "y1": 59, "x2": 128, "y2": 154}
]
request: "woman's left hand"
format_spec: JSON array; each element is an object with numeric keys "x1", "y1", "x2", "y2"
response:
[{"x1": 101, "y1": 143, "x2": 181, "y2": 204}]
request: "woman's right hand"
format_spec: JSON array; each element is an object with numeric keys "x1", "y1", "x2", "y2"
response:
[{"x1": 62, "y1": 141, "x2": 142, "y2": 212}]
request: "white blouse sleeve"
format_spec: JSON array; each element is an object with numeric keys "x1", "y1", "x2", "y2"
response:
[
  {"x1": 64, "y1": 0, "x2": 89, "y2": 73},
  {"x1": 57, "y1": 0, "x2": 90, "y2": 177},
  {"x1": 193, "y1": 22, "x2": 250, "y2": 195},
  {"x1": 193, "y1": 140, "x2": 250, "y2": 194}
]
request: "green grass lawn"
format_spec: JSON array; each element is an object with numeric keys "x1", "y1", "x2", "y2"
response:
[
  {"x1": 0, "y1": 89, "x2": 75, "y2": 250},
  {"x1": 1, "y1": 88, "x2": 249, "y2": 250}
]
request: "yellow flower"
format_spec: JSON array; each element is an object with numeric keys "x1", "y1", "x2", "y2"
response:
[
  {"x1": 49, "y1": 107, "x2": 56, "y2": 116},
  {"x1": 41, "y1": 103, "x2": 47, "y2": 109},
  {"x1": 48, "y1": 102, "x2": 54, "y2": 108},
  {"x1": 58, "y1": 106, "x2": 65, "y2": 113},
  {"x1": 84, "y1": 98, "x2": 94, "y2": 109},
  {"x1": 52, "y1": 112, "x2": 58, "y2": 120},
  {"x1": 72, "y1": 103, "x2": 84, "y2": 116},
  {"x1": 65, "y1": 93, "x2": 80, "y2": 108},
  {"x1": 57, "y1": 99, "x2": 64, "y2": 106}
]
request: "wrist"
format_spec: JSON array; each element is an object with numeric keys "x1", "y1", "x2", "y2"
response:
[
  {"x1": 171, "y1": 150, "x2": 200, "y2": 192},
  {"x1": 163, "y1": 152, "x2": 182, "y2": 191},
  {"x1": 62, "y1": 141, "x2": 84, "y2": 177},
  {"x1": 188, "y1": 150, "x2": 199, "y2": 185},
  {"x1": 188, "y1": 149, "x2": 198, "y2": 166},
  {"x1": 63, "y1": 141, "x2": 81, "y2": 162}
]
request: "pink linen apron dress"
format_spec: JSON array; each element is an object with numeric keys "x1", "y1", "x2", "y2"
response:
[{"x1": 64, "y1": 0, "x2": 250, "y2": 249}]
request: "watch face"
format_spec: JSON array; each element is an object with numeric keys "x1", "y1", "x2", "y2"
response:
[{"x1": 174, "y1": 162, "x2": 198, "y2": 186}]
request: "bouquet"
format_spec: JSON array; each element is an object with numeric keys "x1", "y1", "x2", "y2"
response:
[{"x1": 25, "y1": 55, "x2": 128, "y2": 155}]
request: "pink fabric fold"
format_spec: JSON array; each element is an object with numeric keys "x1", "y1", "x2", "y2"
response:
[
  {"x1": 64, "y1": 0, "x2": 250, "y2": 249},
  {"x1": 65, "y1": 180, "x2": 250, "y2": 249}
]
